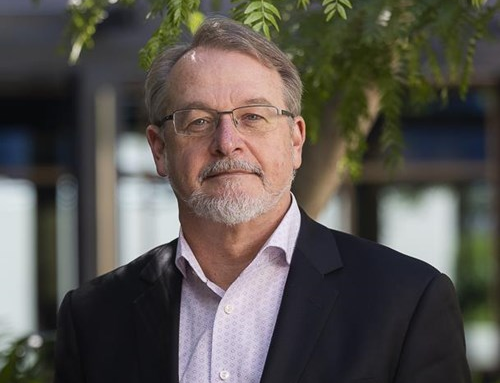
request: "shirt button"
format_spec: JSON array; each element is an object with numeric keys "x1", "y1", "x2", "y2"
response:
[
  {"x1": 224, "y1": 304, "x2": 234, "y2": 314},
  {"x1": 219, "y1": 370, "x2": 230, "y2": 380}
]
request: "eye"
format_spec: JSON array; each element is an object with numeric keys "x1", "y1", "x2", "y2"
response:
[
  {"x1": 185, "y1": 117, "x2": 212, "y2": 133},
  {"x1": 178, "y1": 109, "x2": 215, "y2": 133},
  {"x1": 240, "y1": 113, "x2": 265, "y2": 123},
  {"x1": 247, "y1": 114, "x2": 263, "y2": 120},
  {"x1": 190, "y1": 118, "x2": 210, "y2": 126}
]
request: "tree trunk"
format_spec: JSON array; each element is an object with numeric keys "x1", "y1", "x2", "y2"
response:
[{"x1": 293, "y1": 88, "x2": 381, "y2": 218}]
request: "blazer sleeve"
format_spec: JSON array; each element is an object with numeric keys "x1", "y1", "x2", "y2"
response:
[
  {"x1": 54, "y1": 291, "x2": 85, "y2": 383},
  {"x1": 394, "y1": 273, "x2": 471, "y2": 383}
]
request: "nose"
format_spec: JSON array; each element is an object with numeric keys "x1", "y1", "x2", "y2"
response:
[{"x1": 210, "y1": 113, "x2": 243, "y2": 156}]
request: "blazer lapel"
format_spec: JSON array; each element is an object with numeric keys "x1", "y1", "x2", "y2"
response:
[
  {"x1": 260, "y1": 212, "x2": 343, "y2": 383},
  {"x1": 133, "y1": 242, "x2": 182, "y2": 383}
]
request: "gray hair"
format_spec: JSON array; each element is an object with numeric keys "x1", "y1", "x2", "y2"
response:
[{"x1": 144, "y1": 16, "x2": 303, "y2": 127}]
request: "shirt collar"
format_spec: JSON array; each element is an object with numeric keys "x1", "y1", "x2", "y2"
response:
[
  {"x1": 259, "y1": 193, "x2": 300, "y2": 265},
  {"x1": 175, "y1": 193, "x2": 301, "y2": 279}
]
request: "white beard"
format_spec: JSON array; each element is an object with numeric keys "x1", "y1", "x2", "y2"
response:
[
  {"x1": 176, "y1": 158, "x2": 294, "y2": 226},
  {"x1": 185, "y1": 178, "x2": 286, "y2": 226}
]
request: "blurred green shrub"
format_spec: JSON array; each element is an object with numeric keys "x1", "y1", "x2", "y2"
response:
[{"x1": 0, "y1": 332, "x2": 54, "y2": 383}]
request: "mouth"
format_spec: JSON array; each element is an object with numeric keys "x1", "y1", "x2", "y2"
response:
[
  {"x1": 205, "y1": 170, "x2": 256, "y2": 179},
  {"x1": 199, "y1": 159, "x2": 264, "y2": 183}
]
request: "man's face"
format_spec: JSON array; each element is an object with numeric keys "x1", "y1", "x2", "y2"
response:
[{"x1": 147, "y1": 47, "x2": 305, "y2": 225}]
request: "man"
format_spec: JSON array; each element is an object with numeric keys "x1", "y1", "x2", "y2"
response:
[{"x1": 55, "y1": 17, "x2": 471, "y2": 383}]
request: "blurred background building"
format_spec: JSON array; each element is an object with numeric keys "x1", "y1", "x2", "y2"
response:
[{"x1": 0, "y1": 0, "x2": 499, "y2": 380}]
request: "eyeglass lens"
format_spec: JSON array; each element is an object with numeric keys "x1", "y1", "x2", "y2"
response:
[{"x1": 174, "y1": 106, "x2": 280, "y2": 136}]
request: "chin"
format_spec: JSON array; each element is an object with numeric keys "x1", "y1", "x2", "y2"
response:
[{"x1": 185, "y1": 185, "x2": 283, "y2": 226}]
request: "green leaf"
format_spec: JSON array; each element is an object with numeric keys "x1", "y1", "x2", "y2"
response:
[
  {"x1": 244, "y1": 1, "x2": 263, "y2": 14},
  {"x1": 262, "y1": 21, "x2": 270, "y2": 38},
  {"x1": 264, "y1": 12, "x2": 280, "y2": 31},
  {"x1": 297, "y1": 0, "x2": 310, "y2": 9},
  {"x1": 139, "y1": 13, "x2": 182, "y2": 70},
  {"x1": 244, "y1": 12, "x2": 263, "y2": 25},
  {"x1": 337, "y1": 4, "x2": 347, "y2": 19},
  {"x1": 173, "y1": 7, "x2": 182, "y2": 22},
  {"x1": 324, "y1": 3, "x2": 336, "y2": 14},
  {"x1": 252, "y1": 20, "x2": 264, "y2": 31},
  {"x1": 338, "y1": 0, "x2": 352, "y2": 9},
  {"x1": 187, "y1": 10, "x2": 205, "y2": 34},
  {"x1": 325, "y1": 9, "x2": 337, "y2": 22},
  {"x1": 262, "y1": 2, "x2": 281, "y2": 18}
]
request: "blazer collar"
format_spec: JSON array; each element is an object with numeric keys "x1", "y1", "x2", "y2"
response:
[
  {"x1": 261, "y1": 210, "x2": 343, "y2": 383},
  {"x1": 133, "y1": 240, "x2": 182, "y2": 383},
  {"x1": 294, "y1": 209, "x2": 343, "y2": 273}
]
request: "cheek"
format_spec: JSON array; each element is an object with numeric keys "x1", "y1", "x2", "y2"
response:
[
  {"x1": 166, "y1": 142, "x2": 206, "y2": 183},
  {"x1": 262, "y1": 141, "x2": 295, "y2": 179}
]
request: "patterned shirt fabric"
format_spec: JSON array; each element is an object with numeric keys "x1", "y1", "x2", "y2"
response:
[{"x1": 175, "y1": 195, "x2": 301, "y2": 383}]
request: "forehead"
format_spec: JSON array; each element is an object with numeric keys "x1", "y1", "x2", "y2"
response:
[{"x1": 166, "y1": 48, "x2": 285, "y2": 110}]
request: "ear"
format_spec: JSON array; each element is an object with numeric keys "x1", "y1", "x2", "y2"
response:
[
  {"x1": 291, "y1": 116, "x2": 306, "y2": 170},
  {"x1": 146, "y1": 125, "x2": 168, "y2": 177}
]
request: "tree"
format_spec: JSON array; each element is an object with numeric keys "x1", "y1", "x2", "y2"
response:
[{"x1": 64, "y1": 0, "x2": 499, "y2": 217}]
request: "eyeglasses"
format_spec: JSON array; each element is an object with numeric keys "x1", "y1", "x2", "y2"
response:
[{"x1": 159, "y1": 105, "x2": 294, "y2": 136}]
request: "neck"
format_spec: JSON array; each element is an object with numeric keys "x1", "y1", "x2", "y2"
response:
[{"x1": 179, "y1": 194, "x2": 291, "y2": 290}]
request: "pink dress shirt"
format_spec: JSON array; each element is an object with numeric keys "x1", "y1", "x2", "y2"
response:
[{"x1": 175, "y1": 196, "x2": 301, "y2": 383}]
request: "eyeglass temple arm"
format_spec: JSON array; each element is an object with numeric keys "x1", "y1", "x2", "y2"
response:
[{"x1": 158, "y1": 114, "x2": 174, "y2": 126}]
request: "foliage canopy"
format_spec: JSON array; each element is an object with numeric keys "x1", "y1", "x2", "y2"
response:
[{"x1": 63, "y1": 0, "x2": 499, "y2": 173}]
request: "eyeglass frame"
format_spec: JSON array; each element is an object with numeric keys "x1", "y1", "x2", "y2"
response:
[{"x1": 158, "y1": 104, "x2": 295, "y2": 136}]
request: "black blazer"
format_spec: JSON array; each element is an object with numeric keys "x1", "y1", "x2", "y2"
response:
[{"x1": 55, "y1": 212, "x2": 471, "y2": 383}]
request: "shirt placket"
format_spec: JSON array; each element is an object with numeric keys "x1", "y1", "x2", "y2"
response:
[{"x1": 211, "y1": 287, "x2": 240, "y2": 382}]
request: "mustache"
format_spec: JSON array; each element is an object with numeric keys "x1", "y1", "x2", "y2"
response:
[{"x1": 199, "y1": 158, "x2": 264, "y2": 182}]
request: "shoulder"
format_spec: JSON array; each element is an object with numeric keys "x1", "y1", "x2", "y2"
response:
[
  {"x1": 296, "y1": 213, "x2": 461, "y2": 320},
  {"x1": 332, "y1": 228, "x2": 438, "y2": 277},
  {"x1": 63, "y1": 240, "x2": 178, "y2": 311},
  {"x1": 297, "y1": 211, "x2": 441, "y2": 288}
]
